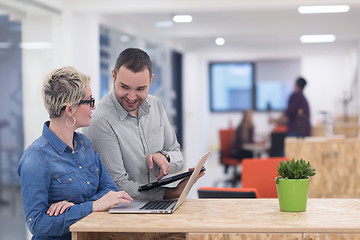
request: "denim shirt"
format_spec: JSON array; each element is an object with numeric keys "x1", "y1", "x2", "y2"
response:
[{"x1": 18, "y1": 121, "x2": 118, "y2": 240}]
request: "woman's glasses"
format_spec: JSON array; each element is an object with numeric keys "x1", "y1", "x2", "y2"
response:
[{"x1": 79, "y1": 97, "x2": 95, "y2": 108}]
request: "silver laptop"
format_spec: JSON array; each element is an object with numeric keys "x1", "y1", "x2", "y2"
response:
[{"x1": 109, "y1": 151, "x2": 210, "y2": 214}]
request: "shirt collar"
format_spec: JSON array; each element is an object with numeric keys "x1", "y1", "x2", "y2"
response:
[
  {"x1": 109, "y1": 88, "x2": 151, "y2": 120},
  {"x1": 42, "y1": 121, "x2": 79, "y2": 154}
]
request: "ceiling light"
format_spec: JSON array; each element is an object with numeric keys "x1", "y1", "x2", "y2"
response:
[
  {"x1": 173, "y1": 15, "x2": 192, "y2": 23},
  {"x1": 300, "y1": 34, "x2": 336, "y2": 43},
  {"x1": 19, "y1": 42, "x2": 52, "y2": 49},
  {"x1": 215, "y1": 38, "x2": 225, "y2": 46},
  {"x1": 298, "y1": 5, "x2": 350, "y2": 14}
]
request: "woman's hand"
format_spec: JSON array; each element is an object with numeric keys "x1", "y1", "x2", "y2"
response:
[
  {"x1": 92, "y1": 191, "x2": 133, "y2": 212},
  {"x1": 47, "y1": 200, "x2": 75, "y2": 216}
]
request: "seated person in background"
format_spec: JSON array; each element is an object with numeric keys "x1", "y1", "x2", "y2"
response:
[
  {"x1": 230, "y1": 110, "x2": 254, "y2": 161},
  {"x1": 18, "y1": 66, "x2": 133, "y2": 240}
]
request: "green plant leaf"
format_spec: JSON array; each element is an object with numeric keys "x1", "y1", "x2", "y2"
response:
[{"x1": 276, "y1": 158, "x2": 316, "y2": 179}]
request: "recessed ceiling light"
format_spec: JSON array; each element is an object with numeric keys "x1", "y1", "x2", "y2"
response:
[
  {"x1": 19, "y1": 42, "x2": 52, "y2": 49},
  {"x1": 215, "y1": 38, "x2": 225, "y2": 46},
  {"x1": 300, "y1": 34, "x2": 336, "y2": 43},
  {"x1": 173, "y1": 15, "x2": 192, "y2": 23},
  {"x1": 298, "y1": 5, "x2": 350, "y2": 14}
]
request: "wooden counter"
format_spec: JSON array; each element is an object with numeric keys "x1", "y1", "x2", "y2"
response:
[
  {"x1": 285, "y1": 137, "x2": 360, "y2": 198},
  {"x1": 333, "y1": 123, "x2": 360, "y2": 137},
  {"x1": 311, "y1": 125, "x2": 326, "y2": 137},
  {"x1": 70, "y1": 199, "x2": 360, "y2": 240}
]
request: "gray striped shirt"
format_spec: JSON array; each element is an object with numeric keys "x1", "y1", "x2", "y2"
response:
[{"x1": 83, "y1": 89, "x2": 183, "y2": 200}]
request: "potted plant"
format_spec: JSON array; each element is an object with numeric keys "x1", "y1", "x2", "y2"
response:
[{"x1": 275, "y1": 158, "x2": 316, "y2": 212}]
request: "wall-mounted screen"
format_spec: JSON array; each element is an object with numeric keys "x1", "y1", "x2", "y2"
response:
[
  {"x1": 209, "y1": 62, "x2": 254, "y2": 112},
  {"x1": 256, "y1": 81, "x2": 293, "y2": 111}
]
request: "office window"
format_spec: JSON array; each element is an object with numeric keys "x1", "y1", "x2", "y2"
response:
[
  {"x1": 0, "y1": 16, "x2": 24, "y2": 185},
  {"x1": 210, "y1": 62, "x2": 254, "y2": 112}
]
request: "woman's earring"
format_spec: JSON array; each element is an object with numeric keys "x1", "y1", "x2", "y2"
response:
[{"x1": 65, "y1": 117, "x2": 76, "y2": 127}]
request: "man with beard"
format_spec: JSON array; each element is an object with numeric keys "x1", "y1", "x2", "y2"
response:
[{"x1": 84, "y1": 48, "x2": 185, "y2": 201}]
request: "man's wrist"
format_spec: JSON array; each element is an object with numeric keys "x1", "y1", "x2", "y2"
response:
[{"x1": 158, "y1": 150, "x2": 170, "y2": 162}]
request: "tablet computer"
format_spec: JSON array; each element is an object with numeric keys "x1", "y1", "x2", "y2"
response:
[{"x1": 138, "y1": 166, "x2": 206, "y2": 192}]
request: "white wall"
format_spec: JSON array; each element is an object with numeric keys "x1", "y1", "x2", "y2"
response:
[
  {"x1": 182, "y1": 54, "x2": 209, "y2": 167},
  {"x1": 302, "y1": 54, "x2": 358, "y2": 125},
  {"x1": 22, "y1": 15, "x2": 56, "y2": 148},
  {"x1": 60, "y1": 13, "x2": 100, "y2": 100}
]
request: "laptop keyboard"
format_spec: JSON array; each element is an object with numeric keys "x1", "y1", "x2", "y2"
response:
[{"x1": 140, "y1": 200, "x2": 176, "y2": 210}]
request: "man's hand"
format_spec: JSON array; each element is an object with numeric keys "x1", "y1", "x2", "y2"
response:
[{"x1": 147, "y1": 152, "x2": 170, "y2": 180}]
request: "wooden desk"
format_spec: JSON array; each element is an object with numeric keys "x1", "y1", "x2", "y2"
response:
[
  {"x1": 285, "y1": 137, "x2": 360, "y2": 198},
  {"x1": 70, "y1": 199, "x2": 360, "y2": 240}
]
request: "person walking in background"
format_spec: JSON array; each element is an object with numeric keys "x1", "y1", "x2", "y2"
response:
[
  {"x1": 83, "y1": 48, "x2": 193, "y2": 201},
  {"x1": 230, "y1": 110, "x2": 254, "y2": 161},
  {"x1": 18, "y1": 67, "x2": 133, "y2": 240},
  {"x1": 270, "y1": 77, "x2": 311, "y2": 137}
]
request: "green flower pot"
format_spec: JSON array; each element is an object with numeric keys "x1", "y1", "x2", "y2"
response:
[{"x1": 276, "y1": 177, "x2": 310, "y2": 212}]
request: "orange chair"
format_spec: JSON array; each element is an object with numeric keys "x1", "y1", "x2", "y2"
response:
[
  {"x1": 219, "y1": 129, "x2": 241, "y2": 186},
  {"x1": 241, "y1": 157, "x2": 290, "y2": 198},
  {"x1": 198, "y1": 187, "x2": 258, "y2": 198},
  {"x1": 273, "y1": 124, "x2": 287, "y2": 133}
]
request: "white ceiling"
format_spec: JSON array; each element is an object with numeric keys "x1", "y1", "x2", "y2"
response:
[{"x1": 1, "y1": 0, "x2": 360, "y2": 55}]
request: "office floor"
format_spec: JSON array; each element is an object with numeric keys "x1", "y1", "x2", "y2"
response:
[{"x1": 0, "y1": 154, "x2": 240, "y2": 240}]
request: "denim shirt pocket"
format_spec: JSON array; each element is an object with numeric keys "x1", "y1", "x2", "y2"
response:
[
  {"x1": 53, "y1": 172, "x2": 81, "y2": 201},
  {"x1": 87, "y1": 163, "x2": 100, "y2": 189}
]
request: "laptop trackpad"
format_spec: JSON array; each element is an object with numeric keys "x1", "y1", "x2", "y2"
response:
[{"x1": 112, "y1": 200, "x2": 147, "y2": 210}]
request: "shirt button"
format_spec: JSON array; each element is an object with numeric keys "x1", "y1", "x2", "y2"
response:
[
  {"x1": 79, "y1": 166, "x2": 82, "y2": 169},
  {"x1": 29, "y1": 217, "x2": 32, "y2": 222},
  {"x1": 96, "y1": 168, "x2": 99, "y2": 171},
  {"x1": 86, "y1": 181, "x2": 90, "y2": 184},
  {"x1": 72, "y1": 150, "x2": 75, "y2": 154},
  {"x1": 69, "y1": 178, "x2": 72, "y2": 181}
]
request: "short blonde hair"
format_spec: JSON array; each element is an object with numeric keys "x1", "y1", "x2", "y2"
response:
[{"x1": 42, "y1": 66, "x2": 91, "y2": 118}]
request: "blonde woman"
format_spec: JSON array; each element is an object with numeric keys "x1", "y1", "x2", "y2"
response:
[{"x1": 18, "y1": 67, "x2": 132, "y2": 240}]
